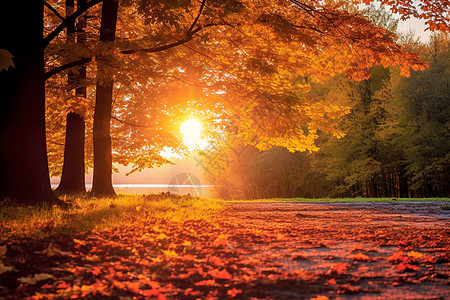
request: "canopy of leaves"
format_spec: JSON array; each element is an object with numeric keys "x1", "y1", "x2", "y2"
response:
[{"x1": 44, "y1": 0, "x2": 434, "y2": 174}]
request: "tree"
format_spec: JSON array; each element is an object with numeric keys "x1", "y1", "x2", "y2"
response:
[
  {"x1": 391, "y1": 33, "x2": 450, "y2": 197},
  {"x1": 0, "y1": 2, "x2": 58, "y2": 205},
  {"x1": 56, "y1": 0, "x2": 88, "y2": 194},
  {"x1": 91, "y1": 0, "x2": 119, "y2": 196},
  {"x1": 0, "y1": 0, "x2": 101, "y2": 205}
]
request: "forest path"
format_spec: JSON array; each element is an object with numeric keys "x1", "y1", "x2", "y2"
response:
[{"x1": 0, "y1": 201, "x2": 449, "y2": 299}]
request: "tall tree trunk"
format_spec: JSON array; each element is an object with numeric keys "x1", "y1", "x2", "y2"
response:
[
  {"x1": 0, "y1": 2, "x2": 64, "y2": 206},
  {"x1": 91, "y1": 0, "x2": 118, "y2": 196},
  {"x1": 57, "y1": 0, "x2": 87, "y2": 194},
  {"x1": 56, "y1": 113, "x2": 86, "y2": 193}
]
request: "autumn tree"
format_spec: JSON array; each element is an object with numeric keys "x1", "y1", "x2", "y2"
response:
[
  {"x1": 90, "y1": 0, "x2": 119, "y2": 196},
  {"x1": 0, "y1": 0, "x2": 101, "y2": 205},
  {"x1": 56, "y1": 0, "x2": 89, "y2": 194}
]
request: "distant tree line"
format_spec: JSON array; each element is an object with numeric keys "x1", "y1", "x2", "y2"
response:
[{"x1": 208, "y1": 33, "x2": 450, "y2": 199}]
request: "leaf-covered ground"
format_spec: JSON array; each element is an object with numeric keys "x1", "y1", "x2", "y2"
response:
[{"x1": 0, "y1": 200, "x2": 449, "y2": 299}]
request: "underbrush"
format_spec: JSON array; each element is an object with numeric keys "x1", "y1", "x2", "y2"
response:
[{"x1": 0, "y1": 193, "x2": 223, "y2": 239}]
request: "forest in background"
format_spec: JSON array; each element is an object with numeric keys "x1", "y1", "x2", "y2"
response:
[{"x1": 207, "y1": 31, "x2": 450, "y2": 199}]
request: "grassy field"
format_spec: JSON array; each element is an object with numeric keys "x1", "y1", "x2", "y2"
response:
[{"x1": 0, "y1": 194, "x2": 224, "y2": 239}]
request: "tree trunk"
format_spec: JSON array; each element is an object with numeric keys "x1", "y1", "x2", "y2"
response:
[
  {"x1": 0, "y1": 2, "x2": 64, "y2": 206},
  {"x1": 91, "y1": 0, "x2": 118, "y2": 196},
  {"x1": 57, "y1": 0, "x2": 87, "y2": 194},
  {"x1": 399, "y1": 168, "x2": 409, "y2": 198},
  {"x1": 56, "y1": 113, "x2": 86, "y2": 193}
]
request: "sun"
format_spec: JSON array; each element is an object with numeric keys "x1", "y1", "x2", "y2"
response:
[{"x1": 180, "y1": 118, "x2": 203, "y2": 149}]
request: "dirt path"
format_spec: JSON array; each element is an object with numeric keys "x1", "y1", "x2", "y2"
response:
[
  {"x1": 0, "y1": 201, "x2": 449, "y2": 299},
  {"x1": 222, "y1": 201, "x2": 450, "y2": 299}
]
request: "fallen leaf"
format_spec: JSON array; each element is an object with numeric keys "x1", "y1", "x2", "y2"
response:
[
  {"x1": 55, "y1": 282, "x2": 71, "y2": 289},
  {"x1": 209, "y1": 268, "x2": 232, "y2": 280},
  {"x1": 0, "y1": 245, "x2": 7, "y2": 256},
  {"x1": 227, "y1": 288, "x2": 242, "y2": 297},
  {"x1": 194, "y1": 279, "x2": 216, "y2": 286},
  {"x1": 156, "y1": 233, "x2": 168, "y2": 240},
  {"x1": 348, "y1": 252, "x2": 370, "y2": 261},
  {"x1": 388, "y1": 251, "x2": 405, "y2": 262},
  {"x1": 396, "y1": 262, "x2": 420, "y2": 272},
  {"x1": 208, "y1": 256, "x2": 223, "y2": 266},
  {"x1": 326, "y1": 263, "x2": 348, "y2": 275},
  {"x1": 162, "y1": 249, "x2": 178, "y2": 259},
  {"x1": 0, "y1": 261, "x2": 14, "y2": 274},
  {"x1": 407, "y1": 251, "x2": 423, "y2": 259},
  {"x1": 18, "y1": 273, "x2": 54, "y2": 285}
]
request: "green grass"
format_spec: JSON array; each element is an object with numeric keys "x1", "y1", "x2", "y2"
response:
[
  {"x1": 0, "y1": 194, "x2": 224, "y2": 239},
  {"x1": 227, "y1": 197, "x2": 450, "y2": 203}
]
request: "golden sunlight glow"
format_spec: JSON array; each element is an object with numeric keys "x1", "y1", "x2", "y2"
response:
[{"x1": 180, "y1": 118, "x2": 204, "y2": 150}]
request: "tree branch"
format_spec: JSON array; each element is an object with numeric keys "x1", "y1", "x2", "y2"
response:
[
  {"x1": 121, "y1": 23, "x2": 222, "y2": 54},
  {"x1": 44, "y1": 0, "x2": 103, "y2": 48},
  {"x1": 43, "y1": 0, "x2": 65, "y2": 21},
  {"x1": 187, "y1": 0, "x2": 207, "y2": 34},
  {"x1": 121, "y1": 37, "x2": 195, "y2": 54},
  {"x1": 111, "y1": 115, "x2": 173, "y2": 135},
  {"x1": 44, "y1": 57, "x2": 92, "y2": 80}
]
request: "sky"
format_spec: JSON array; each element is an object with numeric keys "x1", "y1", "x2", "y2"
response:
[{"x1": 397, "y1": 16, "x2": 431, "y2": 42}]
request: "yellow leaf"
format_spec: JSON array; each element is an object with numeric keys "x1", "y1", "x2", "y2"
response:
[
  {"x1": 156, "y1": 233, "x2": 168, "y2": 240},
  {"x1": 407, "y1": 251, "x2": 423, "y2": 259},
  {"x1": 162, "y1": 250, "x2": 178, "y2": 259}
]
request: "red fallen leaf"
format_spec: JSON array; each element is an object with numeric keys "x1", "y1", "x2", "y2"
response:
[
  {"x1": 141, "y1": 289, "x2": 167, "y2": 299},
  {"x1": 327, "y1": 278, "x2": 336, "y2": 285},
  {"x1": 194, "y1": 279, "x2": 216, "y2": 286},
  {"x1": 213, "y1": 234, "x2": 229, "y2": 247},
  {"x1": 338, "y1": 284, "x2": 361, "y2": 294},
  {"x1": 422, "y1": 255, "x2": 437, "y2": 263},
  {"x1": 41, "y1": 283, "x2": 53, "y2": 289},
  {"x1": 91, "y1": 266, "x2": 102, "y2": 276},
  {"x1": 206, "y1": 289, "x2": 219, "y2": 299},
  {"x1": 209, "y1": 268, "x2": 232, "y2": 280},
  {"x1": 388, "y1": 251, "x2": 405, "y2": 262},
  {"x1": 208, "y1": 256, "x2": 223, "y2": 266},
  {"x1": 181, "y1": 254, "x2": 196, "y2": 261},
  {"x1": 396, "y1": 262, "x2": 420, "y2": 272},
  {"x1": 56, "y1": 282, "x2": 71, "y2": 289},
  {"x1": 290, "y1": 253, "x2": 309, "y2": 261},
  {"x1": 184, "y1": 288, "x2": 202, "y2": 296},
  {"x1": 227, "y1": 288, "x2": 242, "y2": 297},
  {"x1": 326, "y1": 263, "x2": 348, "y2": 275},
  {"x1": 348, "y1": 252, "x2": 370, "y2": 261}
]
